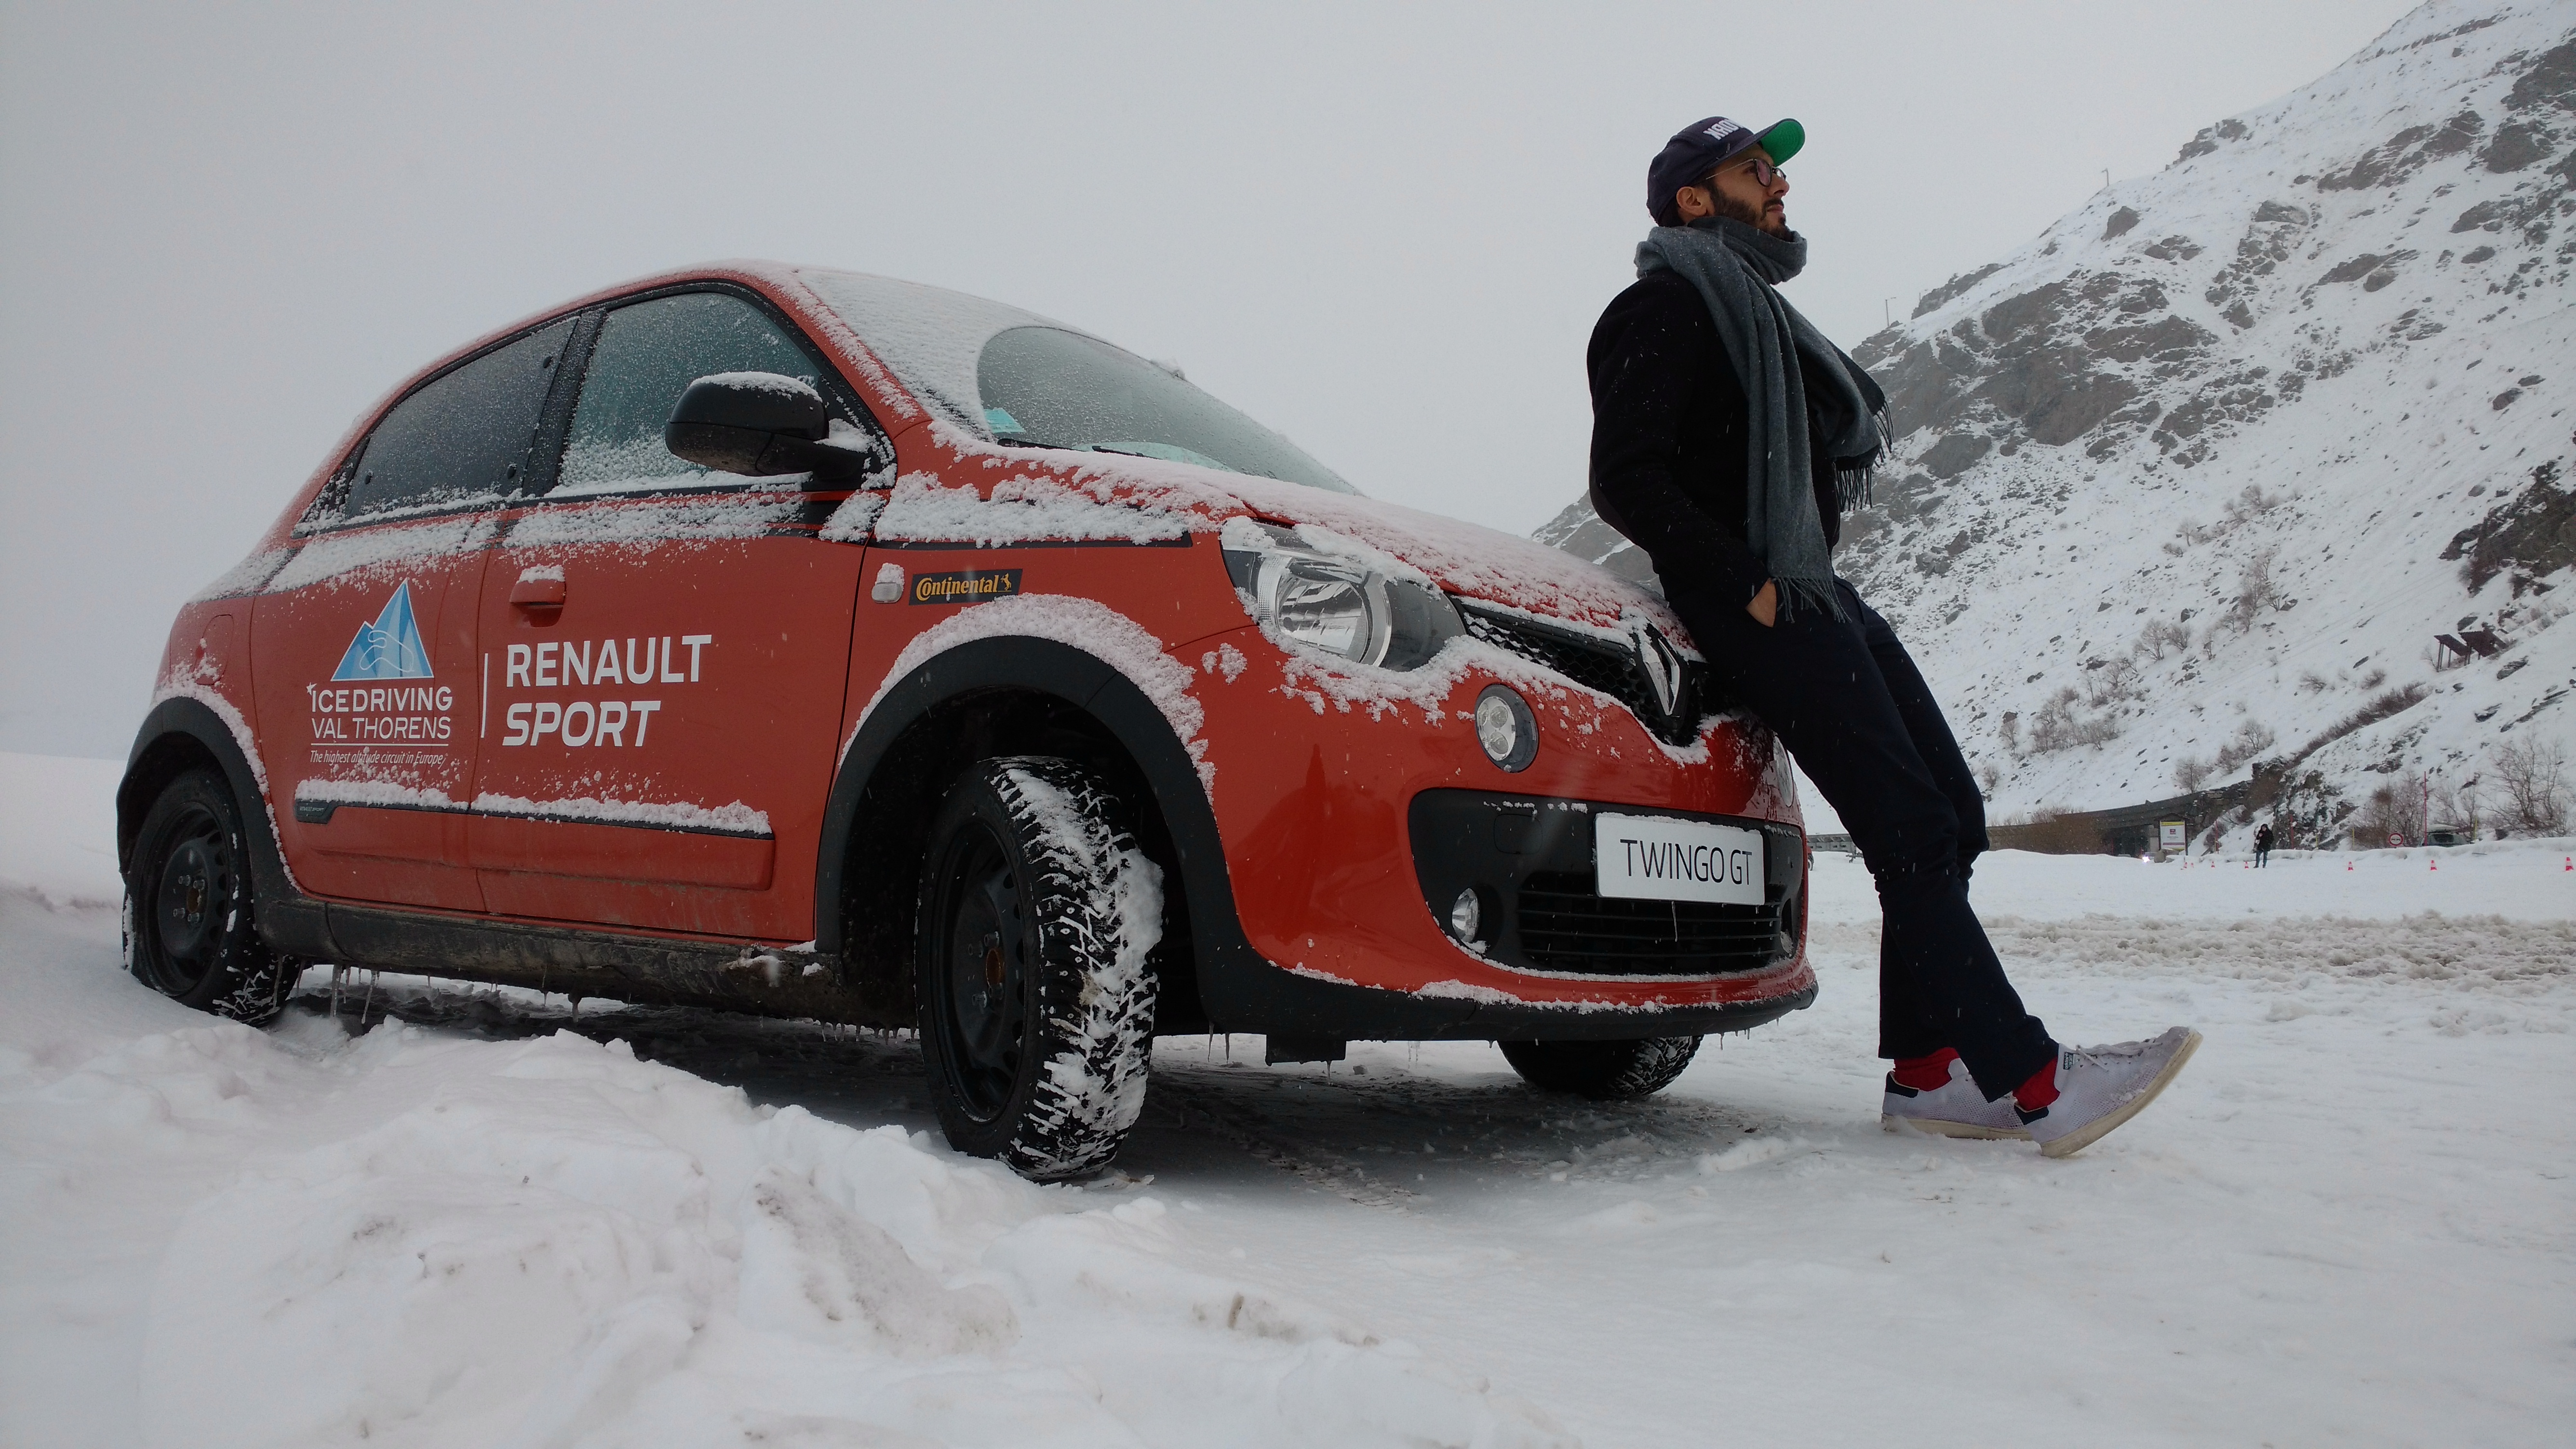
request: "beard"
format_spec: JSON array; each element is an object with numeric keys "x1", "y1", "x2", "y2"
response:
[{"x1": 1705, "y1": 189, "x2": 1786, "y2": 235}]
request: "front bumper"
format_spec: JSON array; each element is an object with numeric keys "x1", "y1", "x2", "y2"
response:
[{"x1": 1408, "y1": 790, "x2": 1806, "y2": 979}]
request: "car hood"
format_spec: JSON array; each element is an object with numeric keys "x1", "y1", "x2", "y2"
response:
[{"x1": 860, "y1": 425, "x2": 1684, "y2": 640}]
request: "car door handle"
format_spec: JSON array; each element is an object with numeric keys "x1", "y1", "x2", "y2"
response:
[{"x1": 510, "y1": 568, "x2": 567, "y2": 608}]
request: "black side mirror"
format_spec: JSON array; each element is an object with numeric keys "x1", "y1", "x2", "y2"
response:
[{"x1": 665, "y1": 372, "x2": 868, "y2": 484}]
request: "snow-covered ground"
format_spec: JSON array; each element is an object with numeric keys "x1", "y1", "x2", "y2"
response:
[{"x1": 4, "y1": 748, "x2": 2570, "y2": 1447}]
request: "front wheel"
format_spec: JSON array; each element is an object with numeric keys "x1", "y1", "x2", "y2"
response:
[
  {"x1": 124, "y1": 767, "x2": 296, "y2": 1026},
  {"x1": 916, "y1": 756, "x2": 1164, "y2": 1181},
  {"x1": 1499, "y1": 1037, "x2": 1702, "y2": 1100}
]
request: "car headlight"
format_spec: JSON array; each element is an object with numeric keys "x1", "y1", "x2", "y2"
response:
[{"x1": 1223, "y1": 523, "x2": 1462, "y2": 670}]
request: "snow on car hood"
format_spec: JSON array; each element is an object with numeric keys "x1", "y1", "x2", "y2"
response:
[{"x1": 832, "y1": 428, "x2": 1679, "y2": 635}]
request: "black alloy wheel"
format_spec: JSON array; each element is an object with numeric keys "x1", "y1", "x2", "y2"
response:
[
  {"x1": 1499, "y1": 1036, "x2": 1703, "y2": 1100},
  {"x1": 125, "y1": 768, "x2": 295, "y2": 1024},
  {"x1": 916, "y1": 756, "x2": 1163, "y2": 1181}
]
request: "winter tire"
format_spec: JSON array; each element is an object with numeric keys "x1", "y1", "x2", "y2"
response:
[
  {"x1": 916, "y1": 755, "x2": 1164, "y2": 1181},
  {"x1": 124, "y1": 768, "x2": 296, "y2": 1026},
  {"x1": 1499, "y1": 1036, "x2": 1702, "y2": 1100}
]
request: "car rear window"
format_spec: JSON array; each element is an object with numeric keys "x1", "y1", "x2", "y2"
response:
[{"x1": 335, "y1": 318, "x2": 575, "y2": 522}]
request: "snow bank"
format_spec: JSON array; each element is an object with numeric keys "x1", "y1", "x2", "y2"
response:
[
  {"x1": 1, "y1": 960, "x2": 1569, "y2": 1449},
  {"x1": 2, "y1": 751, "x2": 1565, "y2": 1448}
]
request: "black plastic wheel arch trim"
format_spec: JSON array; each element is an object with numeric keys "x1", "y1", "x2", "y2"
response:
[{"x1": 121, "y1": 696, "x2": 332, "y2": 961}]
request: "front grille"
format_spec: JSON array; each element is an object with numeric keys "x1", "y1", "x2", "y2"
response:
[
  {"x1": 1455, "y1": 603, "x2": 1701, "y2": 744},
  {"x1": 1516, "y1": 871, "x2": 1790, "y2": 976}
]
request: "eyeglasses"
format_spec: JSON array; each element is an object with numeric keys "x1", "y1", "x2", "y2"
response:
[{"x1": 1706, "y1": 153, "x2": 1784, "y2": 189}]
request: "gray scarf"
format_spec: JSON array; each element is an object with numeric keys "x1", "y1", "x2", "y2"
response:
[{"x1": 1636, "y1": 218, "x2": 1888, "y2": 620}]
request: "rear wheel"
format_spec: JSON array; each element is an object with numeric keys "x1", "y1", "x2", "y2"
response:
[
  {"x1": 124, "y1": 768, "x2": 295, "y2": 1026},
  {"x1": 916, "y1": 756, "x2": 1163, "y2": 1181},
  {"x1": 1499, "y1": 1037, "x2": 1702, "y2": 1100}
]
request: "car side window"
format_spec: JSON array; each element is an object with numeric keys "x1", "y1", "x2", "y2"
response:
[
  {"x1": 327, "y1": 318, "x2": 576, "y2": 523},
  {"x1": 554, "y1": 292, "x2": 849, "y2": 495}
]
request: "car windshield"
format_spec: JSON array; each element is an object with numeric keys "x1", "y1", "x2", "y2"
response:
[
  {"x1": 803, "y1": 269, "x2": 1356, "y2": 495},
  {"x1": 976, "y1": 327, "x2": 1355, "y2": 494}
]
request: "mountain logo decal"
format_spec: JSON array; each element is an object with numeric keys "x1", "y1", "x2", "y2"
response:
[{"x1": 330, "y1": 581, "x2": 434, "y2": 681}]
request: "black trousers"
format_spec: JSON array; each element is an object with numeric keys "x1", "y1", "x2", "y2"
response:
[{"x1": 1668, "y1": 577, "x2": 2054, "y2": 1098}]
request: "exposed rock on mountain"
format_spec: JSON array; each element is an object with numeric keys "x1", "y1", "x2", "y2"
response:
[{"x1": 1539, "y1": 0, "x2": 2576, "y2": 840}]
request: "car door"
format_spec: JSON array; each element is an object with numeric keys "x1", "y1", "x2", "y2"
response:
[
  {"x1": 251, "y1": 318, "x2": 578, "y2": 911},
  {"x1": 468, "y1": 287, "x2": 884, "y2": 940}
]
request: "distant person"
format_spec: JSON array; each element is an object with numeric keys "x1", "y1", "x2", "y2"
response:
[
  {"x1": 2254, "y1": 822, "x2": 2275, "y2": 867},
  {"x1": 1585, "y1": 114, "x2": 2200, "y2": 1157}
]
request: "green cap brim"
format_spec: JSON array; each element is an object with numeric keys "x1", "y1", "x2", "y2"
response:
[{"x1": 1757, "y1": 118, "x2": 1804, "y2": 165}]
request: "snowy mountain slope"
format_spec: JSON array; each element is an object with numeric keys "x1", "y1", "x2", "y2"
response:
[{"x1": 1541, "y1": 0, "x2": 2576, "y2": 833}]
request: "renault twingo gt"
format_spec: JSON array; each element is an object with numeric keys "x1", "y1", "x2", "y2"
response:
[{"x1": 121, "y1": 262, "x2": 1815, "y2": 1179}]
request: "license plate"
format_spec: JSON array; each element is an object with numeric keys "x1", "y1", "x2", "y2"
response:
[{"x1": 1593, "y1": 813, "x2": 1766, "y2": 905}]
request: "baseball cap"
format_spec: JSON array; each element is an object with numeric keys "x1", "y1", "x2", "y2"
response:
[{"x1": 1646, "y1": 116, "x2": 1805, "y2": 225}]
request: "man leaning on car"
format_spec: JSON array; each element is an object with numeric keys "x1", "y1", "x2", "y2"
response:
[{"x1": 1583, "y1": 113, "x2": 2200, "y2": 1157}]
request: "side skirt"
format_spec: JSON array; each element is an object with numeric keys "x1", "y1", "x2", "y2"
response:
[{"x1": 310, "y1": 902, "x2": 883, "y2": 1025}]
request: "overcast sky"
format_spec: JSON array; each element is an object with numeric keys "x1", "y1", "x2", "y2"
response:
[{"x1": 1, "y1": 0, "x2": 2420, "y2": 757}]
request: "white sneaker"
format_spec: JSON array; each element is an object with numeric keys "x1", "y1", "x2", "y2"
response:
[
  {"x1": 2017, "y1": 1028, "x2": 2202, "y2": 1159},
  {"x1": 1881, "y1": 1054, "x2": 2030, "y2": 1140}
]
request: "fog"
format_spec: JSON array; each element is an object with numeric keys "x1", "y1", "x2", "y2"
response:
[{"x1": 0, "y1": 0, "x2": 2415, "y2": 757}]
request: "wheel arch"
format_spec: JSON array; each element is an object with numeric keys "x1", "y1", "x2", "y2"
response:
[
  {"x1": 816, "y1": 636, "x2": 1229, "y2": 1031},
  {"x1": 119, "y1": 696, "x2": 330, "y2": 957}
]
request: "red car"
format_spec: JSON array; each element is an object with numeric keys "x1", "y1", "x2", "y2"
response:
[{"x1": 120, "y1": 262, "x2": 1814, "y2": 1179}]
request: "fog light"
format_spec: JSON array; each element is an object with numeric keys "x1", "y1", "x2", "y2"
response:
[
  {"x1": 1474, "y1": 684, "x2": 1538, "y2": 772},
  {"x1": 1449, "y1": 887, "x2": 1484, "y2": 942}
]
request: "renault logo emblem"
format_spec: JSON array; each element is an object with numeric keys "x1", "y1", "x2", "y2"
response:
[{"x1": 1628, "y1": 615, "x2": 1684, "y2": 718}]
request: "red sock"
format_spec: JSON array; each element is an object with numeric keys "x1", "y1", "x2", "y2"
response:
[
  {"x1": 1891, "y1": 1047, "x2": 1960, "y2": 1091},
  {"x1": 2013, "y1": 1054, "x2": 2062, "y2": 1111}
]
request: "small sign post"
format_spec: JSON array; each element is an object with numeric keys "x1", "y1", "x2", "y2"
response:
[{"x1": 2157, "y1": 819, "x2": 2187, "y2": 862}]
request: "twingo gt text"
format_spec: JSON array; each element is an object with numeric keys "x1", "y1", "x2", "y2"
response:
[{"x1": 495, "y1": 634, "x2": 711, "y2": 749}]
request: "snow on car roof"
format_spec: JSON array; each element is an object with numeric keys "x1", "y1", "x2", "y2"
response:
[{"x1": 797, "y1": 268, "x2": 1085, "y2": 436}]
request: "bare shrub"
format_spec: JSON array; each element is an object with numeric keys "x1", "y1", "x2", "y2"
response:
[
  {"x1": 2221, "y1": 548, "x2": 2284, "y2": 634},
  {"x1": 2027, "y1": 686, "x2": 2121, "y2": 753},
  {"x1": 2360, "y1": 666, "x2": 2387, "y2": 689},
  {"x1": 2134, "y1": 618, "x2": 2191, "y2": 660},
  {"x1": 1978, "y1": 763, "x2": 2002, "y2": 793},
  {"x1": 2163, "y1": 487, "x2": 2288, "y2": 561},
  {"x1": 2493, "y1": 737, "x2": 2570, "y2": 835},
  {"x1": 2221, "y1": 482, "x2": 2288, "y2": 523},
  {"x1": 2174, "y1": 756, "x2": 2214, "y2": 792},
  {"x1": 2296, "y1": 684, "x2": 2428, "y2": 758},
  {"x1": 2212, "y1": 719, "x2": 2277, "y2": 775},
  {"x1": 2347, "y1": 770, "x2": 2429, "y2": 848},
  {"x1": 2086, "y1": 656, "x2": 2146, "y2": 707},
  {"x1": 2297, "y1": 670, "x2": 2333, "y2": 694},
  {"x1": 2432, "y1": 775, "x2": 2484, "y2": 838}
]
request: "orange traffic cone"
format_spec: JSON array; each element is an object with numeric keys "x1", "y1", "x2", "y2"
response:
[
  {"x1": 2429, "y1": 858, "x2": 2437, "y2": 871},
  {"x1": 2346, "y1": 859, "x2": 2354, "y2": 871},
  {"x1": 2563, "y1": 856, "x2": 2571, "y2": 872}
]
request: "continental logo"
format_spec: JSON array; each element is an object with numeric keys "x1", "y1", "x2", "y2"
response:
[{"x1": 910, "y1": 568, "x2": 1024, "y2": 605}]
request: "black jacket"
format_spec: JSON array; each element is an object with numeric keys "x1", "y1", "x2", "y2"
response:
[{"x1": 1586, "y1": 269, "x2": 1847, "y2": 608}]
